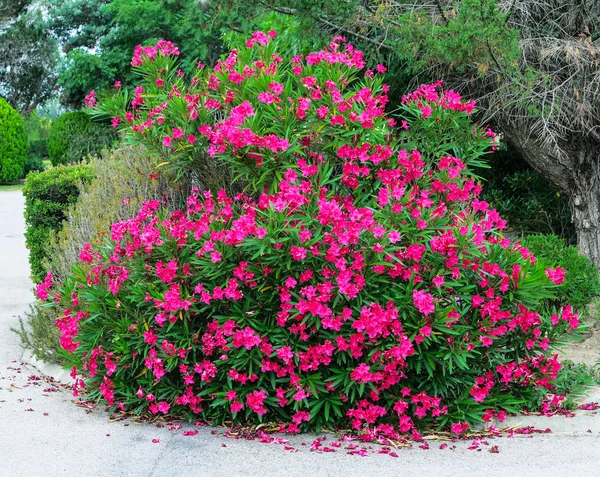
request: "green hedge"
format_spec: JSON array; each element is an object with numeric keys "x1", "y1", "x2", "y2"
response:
[
  {"x1": 47, "y1": 111, "x2": 117, "y2": 166},
  {"x1": 23, "y1": 164, "x2": 96, "y2": 283},
  {"x1": 521, "y1": 234, "x2": 600, "y2": 313},
  {"x1": 0, "y1": 98, "x2": 27, "y2": 183}
]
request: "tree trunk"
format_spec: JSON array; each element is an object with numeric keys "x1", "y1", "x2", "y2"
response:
[
  {"x1": 568, "y1": 151, "x2": 600, "y2": 267},
  {"x1": 507, "y1": 128, "x2": 600, "y2": 267}
]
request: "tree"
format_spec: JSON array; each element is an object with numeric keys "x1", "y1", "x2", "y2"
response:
[
  {"x1": 0, "y1": 4, "x2": 59, "y2": 114},
  {"x1": 46, "y1": 0, "x2": 250, "y2": 108},
  {"x1": 241, "y1": 0, "x2": 600, "y2": 267}
]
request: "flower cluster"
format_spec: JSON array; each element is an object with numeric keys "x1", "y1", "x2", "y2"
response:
[{"x1": 49, "y1": 32, "x2": 580, "y2": 438}]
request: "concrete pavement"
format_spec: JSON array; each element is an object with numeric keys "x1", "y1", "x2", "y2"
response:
[{"x1": 1, "y1": 189, "x2": 600, "y2": 477}]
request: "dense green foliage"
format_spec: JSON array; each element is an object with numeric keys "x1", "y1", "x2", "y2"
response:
[
  {"x1": 47, "y1": 111, "x2": 117, "y2": 166},
  {"x1": 481, "y1": 145, "x2": 574, "y2": 243},
  {"x1": 0, "y1": 98, "x2": 27, "y2": 183},
  {"x1": 521, "y1": 234, "x2": 600, "y2": 314},
  {"x1": 17, "y1": 145, "x2": 187, "y2": 362},
  {"x1": 23, "y1": 163, "x2": 96, "y2": 283}
]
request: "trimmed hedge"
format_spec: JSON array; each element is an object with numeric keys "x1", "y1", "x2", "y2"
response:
[
  {"x1": 47, "y1": 111, "x2": 117, "y2": 166},
  {"x1": 23, "y1": 164, "x2": 95, "y2": 283},
  {"x1": 0, "y1": 98, "x2": 27, "y2": 183}
]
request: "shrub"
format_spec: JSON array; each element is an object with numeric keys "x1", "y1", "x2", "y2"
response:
[
  {"x1": 17, "y1": 145, "x2": 188, "y2": 363},
  {"x1": 45, "y1": 34, "x2": 581, "y2": 437},
  {"x1": 23, "y1": 164, "x2": 96, "y2": 283},
  {"x1": 520, "y1": 234, "x2": 600, "y2": 313},
  {"x1": 0, "y1": 98, "x2": 27, "y2": 183},
  {"x1": 28, "y1": 139, "x2": 48, "y2": 159},
  {"x1": 47, "y1": 111, "x2": 117, "y2": 166},
  {"x1": 24, "y1": 155, "x2": 45, "y2": 175}
]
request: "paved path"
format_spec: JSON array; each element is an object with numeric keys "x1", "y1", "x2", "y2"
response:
[{"x1": 1, "y1": 189, "x2": 600, "y2": 477}]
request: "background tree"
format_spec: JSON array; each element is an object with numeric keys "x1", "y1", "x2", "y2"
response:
[
  {"x1": 0, "y1": 4, "x2": 59, "y2": 114},
  {"x1": 46, "y1": 0, "x2": 258, "y2": 108}
]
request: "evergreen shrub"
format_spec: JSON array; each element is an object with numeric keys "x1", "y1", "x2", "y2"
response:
[
  {"x1": 0, "y1": 98, "x2": 27, "y2": 183},
  {"x1": 47, "y1": 111, "x2": 117, "y2": 166},
  {"x1": 41, "y1": 33, "x2": 582, "y2": 437}
]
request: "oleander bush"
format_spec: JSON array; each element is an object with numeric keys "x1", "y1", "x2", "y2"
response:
[
  {"x1": 23, "y1": 164, "x2": 96, "y2": 283},
  {"x1": 17, "y1": 145, "x2": 188, "y2": 363},
  {"x1": 47, "y1": 111, "x2": 117, "y2": 166},
  {"x1": 0, "y1": 98, "x2": 27, "y2": 183},
  {"x1": 41, "y1": 33, "x2": 582, "y2": 437}
]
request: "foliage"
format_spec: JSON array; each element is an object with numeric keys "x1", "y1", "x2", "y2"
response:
[
  {"x1": 521, "y1": 234, "x2": 600, "y2": 314},
  {"x1": 550, "y1": 360, "x2": 600, "y2": 409},
  {"x1": 0, "y1": 98, "x2": 27, "y2": 183},
  {"x1": 24, "y1": 110, "x2": 52, "y2": 175},
  {"x1": 24, "y1": 155, "x2": 45, "y2": 175},
  {"x1": 46, "y1": 0, "x2": 241, "y2": 108},
  {"x1": 42, "y1": 36, "x2": 582, "y2": 437},
  {"x1": 46, "y1": 111, "x2": 117, "y2": 166},
  {"x1": 23, "y1": 163, "x2": 96, "y2": 283},
  {"x1": 0, "y1": 6, "x2": 59, "y2": 114},
  {"x1": 16, "y1": 144, "x2": 188, "y2": 363},
  {"x1": 481, "y1": 144, "x2": 574, "y2": 243}
]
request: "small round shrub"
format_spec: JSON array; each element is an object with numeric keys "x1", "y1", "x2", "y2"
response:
[
  {"x1": 521, "y1": 234, "x2": 600, "y2": 313},
  {"x1": 0, "y1": 98, "x2": 27, "y2": 183},
  {"x1": 47, "y1": 111, "x2": 117, "y2": 166},
  {"x1": 45, "y1": 34, "x2": 581, "y2": 437}
]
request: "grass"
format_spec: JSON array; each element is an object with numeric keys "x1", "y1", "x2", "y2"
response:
[{"x1": 0, "y1": 180, "x2": 25, "y2": 191}]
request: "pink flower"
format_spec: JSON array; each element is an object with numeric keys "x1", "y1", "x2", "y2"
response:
[
  {"x1": 35, "y1": 271, "x2": 53, "y2": 301},
  {"x1": 258, "y1": 91, "x2": 278, "y2": 104},
  {"x1": 162, "y1": 136, "x2": 172, "y2": 147},
  {"x1": 268, "y1": 82, "x2": 284, "y2": 95},
  {"x1": 230, "y1": 401, "x2": 243, "y2": 413},
  {"x1": 546, "y1": 267, "x2": 566, "y2": 285},
  {"x1": 290, "y1": 246, "x2": 307, "y2": 261},
  {"x1": 412, "y1": 289, "x2": 435, "y2": 316},
  {"x1": 246, "y1": 390, "x2": 268, "y2": 415},
  {"x1": 292, "y1": 410, "x2": 310, "y2": 425},
  {"x1": 225, "y1": 390, "x2": 237, "y2": 401},
  {"x1": 84, "y1": 90, "x2": 97, "y2": 107},
  {"x1": 451, "y1": 422, "x2": 470, "y2": 435}
]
